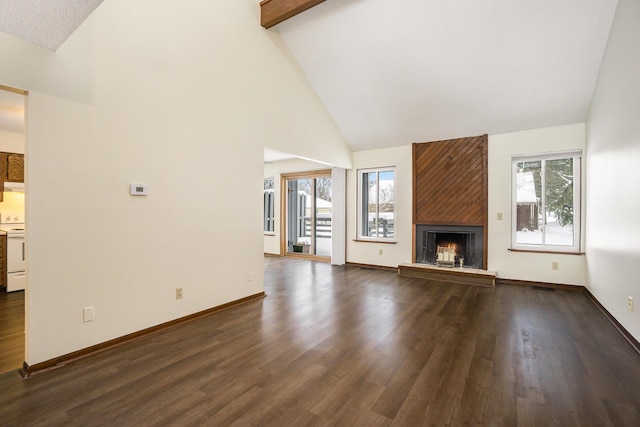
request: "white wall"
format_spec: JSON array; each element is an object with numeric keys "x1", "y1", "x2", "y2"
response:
[
  {"x1": 330, "y1": 167, "x2": 346, "y2": 265},
  {"x1": 0, "y1": 192, "x2": 25, "y2": 213},
  {"x1": 0, "y1": 129, "x2": 25, "y2": 154},
  {"x1": 0, "y1": 0, "x2": 351, "y2": 365},
  {"x1": 586, "y1": 0, "x2": 639, "y2": 340},
  {"x1": 488, "y1": 124, "x2": 586, "y2": 285},
  {"x1": 346, "y1": 145, "x2": 413, "y2": 267}
]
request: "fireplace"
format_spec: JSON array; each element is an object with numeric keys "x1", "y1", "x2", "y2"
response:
[{"x1": 415, "y1": 225, "x2": 484, "y2": 269}]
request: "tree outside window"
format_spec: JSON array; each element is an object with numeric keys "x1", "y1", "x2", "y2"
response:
[{"x1": 512, "y1": 151, "x2": 581, "y2": 252}]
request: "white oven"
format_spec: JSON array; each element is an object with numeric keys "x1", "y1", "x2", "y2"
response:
[{"x1": 1, "y1": 212, "x2": 25, "y2": 292}]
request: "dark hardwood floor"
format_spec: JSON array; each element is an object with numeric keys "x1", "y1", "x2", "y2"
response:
[
  {"x1": 1, "y1": 257, "x2": 639, "y2": 425},
  {"x1": 0, "y1": 289, "x2": 24, "y2": 375}
]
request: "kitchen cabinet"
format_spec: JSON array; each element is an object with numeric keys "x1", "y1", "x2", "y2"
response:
[
  {"x1": 0, "y1": 152, "x2": 24, "y2": 202},
  {"x1": 0, "y1": 233, "x2": 6, "y2": 288},
  {"x1": 0, "y1": 152, "x2": 25, "y2": 183},
  {"x1": 5, "y1": 153, "x2": 24, "y2": 182}
]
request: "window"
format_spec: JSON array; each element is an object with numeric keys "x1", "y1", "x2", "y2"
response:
[
  {"x1": 512, "y1": 151, "x2": 581, "y2": 252},
  {"x1": 357, "y1": 167, "x2": 395, "y2": 240},
  {"x1": 264, "y1": 178, "x2": 274, "y2": 233}
]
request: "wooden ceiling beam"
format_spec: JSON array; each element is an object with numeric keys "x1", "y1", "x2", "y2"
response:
[{"x1": 260, "y1": 0, "x2": 326, "y2": 29}]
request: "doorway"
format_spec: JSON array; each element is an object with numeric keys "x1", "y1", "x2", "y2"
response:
[
  {"x1": 282, "y1": 170, "x2": 332, "y2": 260},
  {"x1": 0, "y1": 85, "x2": 27, "y2": 374}
]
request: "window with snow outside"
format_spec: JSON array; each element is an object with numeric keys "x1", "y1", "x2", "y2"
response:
[
  {"x1": 512, "y1": 151, "x2": 581, "y2": 253},
  {"x1": 358, "y1": 167, "x2": 395, "y2": 241}
]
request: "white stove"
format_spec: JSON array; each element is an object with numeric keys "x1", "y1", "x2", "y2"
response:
[{"x1": 1, "y1": 212, "x2": 25, "y2": 292}]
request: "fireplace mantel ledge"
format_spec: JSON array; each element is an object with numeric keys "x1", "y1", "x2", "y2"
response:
[{"x1": 397, "y1": 263, "x2": 497, "y2": 287}]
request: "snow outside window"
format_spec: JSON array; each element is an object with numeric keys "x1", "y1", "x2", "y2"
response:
[
  {"x1": 511, "y1": 151, "x2": 581, "y2": 252},
  {"x1": 357, "y1": 167, "x2": 395, "y2": 241}
]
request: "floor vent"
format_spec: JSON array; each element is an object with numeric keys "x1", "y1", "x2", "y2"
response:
[{"x1": 532, "y1": 286, "x2": 556, "y2": 292}]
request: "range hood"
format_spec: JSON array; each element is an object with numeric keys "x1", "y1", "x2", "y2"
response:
[{"x1": 4, "y1": 181, "x2": 25, "y2": 192}]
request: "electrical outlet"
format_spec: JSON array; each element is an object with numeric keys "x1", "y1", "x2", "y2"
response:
[
  {"x1": 552, "y1": 262, "x2": 559, "y2": 270},
  {"x1": 248, "y1": 271, "x2": 254, "y2": 282},
  {"x1": 497, "y1": 212, "x2": 503, "y2": 221},
  {"x1": 83, "y1": 306, "x2": 94, "y2": 323},
  {"x1": 379, "y1": 249, "x2": 383, "y2": 255},
  {"x1": 176, "y1": 287, "x2": 183, "y2": 299},
  {"x1": 629, "y1": 296, "x2": 634, "y2": 312}
]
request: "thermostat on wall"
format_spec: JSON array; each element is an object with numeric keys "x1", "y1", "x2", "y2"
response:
[{"x1": 130, "y1": 184, "x2": 148, "y2": 196}]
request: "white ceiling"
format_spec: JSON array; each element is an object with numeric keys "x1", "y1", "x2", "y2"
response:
[
  {"x1": 0, "y1": 1, "x2": 619, "y2": 156},
  {"x1": 0, "y1": 0, "x2": 103, "y2": 51},
  {"x1": 276, "y1": 0, "x2": 619, "y2": 151}
]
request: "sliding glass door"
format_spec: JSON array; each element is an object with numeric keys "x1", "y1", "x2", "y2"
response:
[{"x1": 283, "y1": 171, "x2": 332, "y2": 259}]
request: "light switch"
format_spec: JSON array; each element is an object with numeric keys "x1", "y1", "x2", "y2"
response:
[{"x1": 83, "y1": 306, "x2": 95, "y2": 322}]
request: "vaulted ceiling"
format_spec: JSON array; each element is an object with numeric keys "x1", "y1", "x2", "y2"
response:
[
  {"x1": 275, "y1": 0, "x2": 619, "y2": 151},
  {"x1": 0, "y1": 1, "x2": 619, "y2": 157}
]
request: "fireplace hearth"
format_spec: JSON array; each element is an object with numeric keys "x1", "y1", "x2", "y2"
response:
[{"x1": 416, "y1": 225, "x2": 484, "y2": 269}]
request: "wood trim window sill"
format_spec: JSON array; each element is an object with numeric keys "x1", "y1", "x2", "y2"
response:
[
  {"x1": 353, "y1": 239, "x2": 397, "y2": 244},
  {"x1": 509, "y1": 248, "x2": 585, "y2": 256}
]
